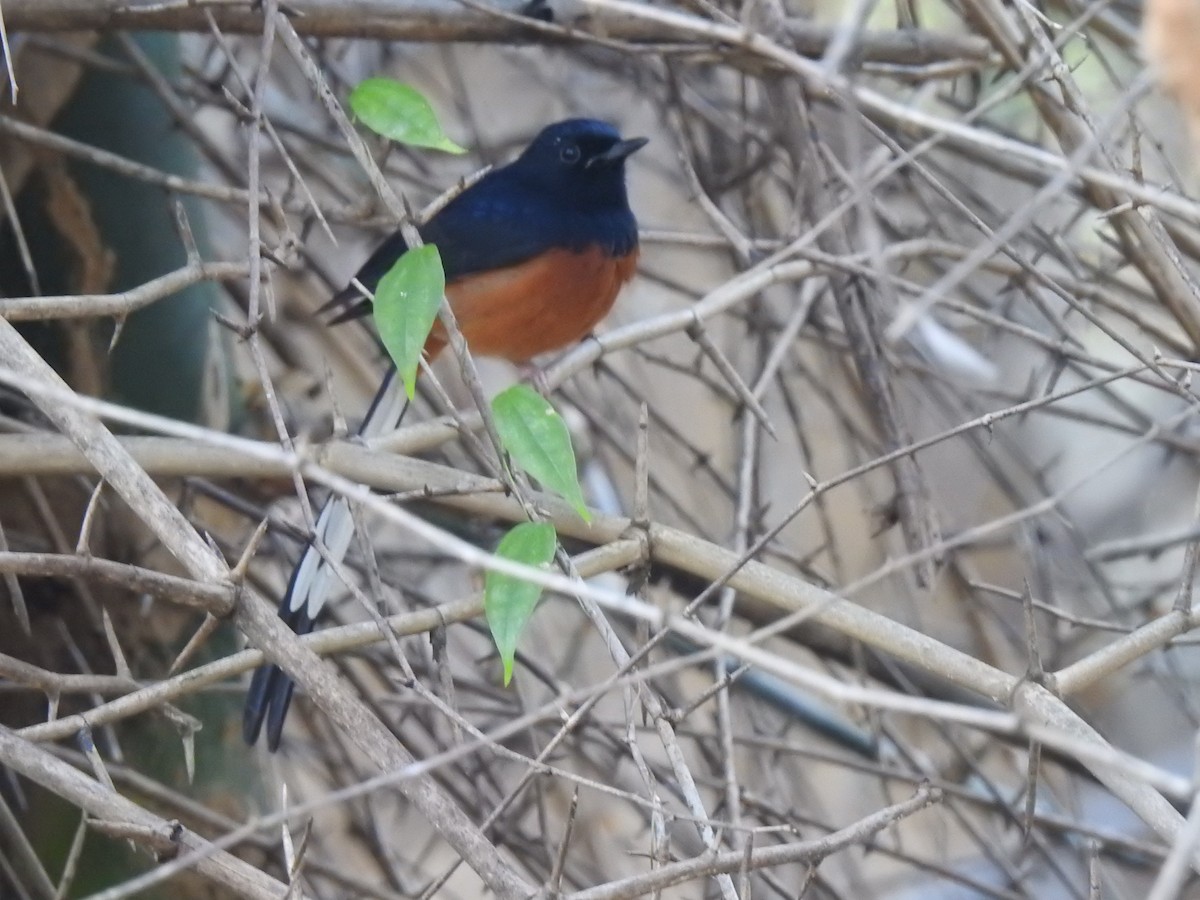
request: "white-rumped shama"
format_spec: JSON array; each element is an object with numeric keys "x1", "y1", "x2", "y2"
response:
[{"x1": 243, "y1": 118, "x2": 646, "y2": 749}]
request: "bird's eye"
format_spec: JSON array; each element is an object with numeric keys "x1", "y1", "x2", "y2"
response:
[{"x1": 560, "y1": 143, "x2": 581, "y2": 163}]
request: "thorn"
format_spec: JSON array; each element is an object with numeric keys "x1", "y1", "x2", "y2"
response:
[
  {"x1": 76, "y1": 480, "x2": 106, "y2": 556},
  {"x1": 108, "y1": 317, "x2": 126, "y2": 354},
  {"x1": 211, "y1": 309, "x2": 255, "y2": 340},
  {"x1": 686, "y1": 317, "x2": 778, "y2": 439},
  {"x1": 168, "y1": 614, "x2": 221, "y2": 675},
  {"x1": 101, "y1": 608, "x2": 132, "y2": 680},
  {"x1": 232, "y1": 517, "x2": 271, "y2": 585},
  {"x1": 181, "y1": 726, "x2": 196, "y2": 785},
  {"x1": 79, "y1": 725, "x2": 117, "y2": 792}
]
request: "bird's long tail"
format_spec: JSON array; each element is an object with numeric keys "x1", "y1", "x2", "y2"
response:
[{"x1": 243, "y1": 366, "x2": 408, "y2": 749}]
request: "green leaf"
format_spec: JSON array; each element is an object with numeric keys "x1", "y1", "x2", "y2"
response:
[
  {"x1": 348, "y1": 78, "x2": 466, "y2": 153},
  {"x1": 374, "y1": 244, "x2": 445, "y2": 398},
  {"x1": 492, "y1": 385, "x2": 591, "y2": 521},
  {"x1": 485, "y1": 522, "x2": 558, "y2": 685}
]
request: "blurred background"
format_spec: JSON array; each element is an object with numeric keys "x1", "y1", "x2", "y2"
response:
[{"x1": 4, "y1": 0, "x2": 1200, "y2": 896}]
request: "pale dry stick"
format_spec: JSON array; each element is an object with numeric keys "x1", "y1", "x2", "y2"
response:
[
  {"x1": 647, "y1": 359, "x2": 1157, "y2": 629},
  {"x1": 686, "y1": 316, "x2": 776, "y2": 437},
  {"x1": 1006, "y1": 0, "x2": 1200, "y2": 350},
  {"x1": 3, "y1": 648, "x2": 201, "y2": 739},
  {"x1": 0, "y1": 551, "x2": 232, "y2": 611},
  {"x1": 235, "y1": 0, "x2": 328, "y2": 614},
  {"x1": 566, "y1": 786, "x2": 939, "y2": 900},
  {"x1": 0, "y1": 356, "x2": 1155, "y2": 609},
  {"x1": 0, "y1": 0, "x2": 992, "y2": 64},
  {"x1": 48, "y1": 749, "x2": 413, "y2": 900},
  {"x1": 0, "y1": 790, "x2": 55, "y2": 900},
  {"x1": 0, "y1": 518, "x2": 29, "y2": 635},
  {"x1": 0, "y1": 332, "x2": 535, "y2": 895},
  {"x1": 86, "y1": 658, "x2": 758, "y2": 900},
  {"x1": 1053, "y1": 607, "x2": 1200, "y2": 697},
  {"x1": 1171, "y1": 476, "x2": 1200, "y2": 614},
  {"x1": 0, "y1": 0, "x2": 16, "y2": 103},
  {"x1": 0, "y1": 262, "x2": 249, "y2": 320},
  {"x1": 0, "y1": 727, "x2": 288, "y2": 900},
  {"x1": 117, "y1": 32, "x2": 246, "y2": 188},
  {"x1": 577, "y1": 0, "x2": 1200, "y2": 226},
  {"x1": 371, "y1": 258, "x2": 826, "y2": 454},
  {"x1": 201, "y1": 9, "x2": 335, "y2": 244},
  {"x1": 57, "y1": 814, "x2": 90, "y2": 899},
  {"x1": 0, "y1": 373, "x2": 647, "y2": 612},
  {"x1": 0, "y1": 114, "x2": 257, "y2": 206},
  {"x1": 304, "y1": 451, "x2": 1200, "y2": 859},
  {"x1": 1147, "y1": 793, "x2": 1200, "y2": 900},
  {"x1": 1087, "y1": 523, "x2": 1200, "y2": 565},
  {"x1": 664, "y1": 108, "x2": 756, "y2": 263},
  {"x1": 880, "y1": 2, "x2": 1147, "y2": 339},
  {"x1": 0, "y1": 357, "x2": 1151, "y2": 591},
  {"x1": 0, "y1": 115, "x2": 371, "y2": 227},
  {"x1": 0, "y1": 162, "x2": 39, "y2": 295},
  {"x1": 781, "y1": 62, "x2": 943, "y2": 587},
  {"x1": 1021, "y1": 720, "x2": 1192, "y2": 802},
  {"x1": 274, "y1": 7, "x2": 505, "y2": 486},
  {"x1": 0, "y1": 366, "x2": 1194, "y2": 851},
  {"x1": 840, "y1": 380, "x2": 1200, "y2": 604},
  {"x1": 244, "y1": 0, "x2": 276, "y2": 331},
  {"x1": 273, "y1": 14, "x2": 402, "y2": 218},
  {"x1": 711, "y1": 385, "x2": 762, "y2": 853},
  {"x1": 553, "y1": 563, "x2": 743, "y2": 898},
  {"x1": 0, "y1": 652, "x2": 149, "y2": 697},
  {"x1": 817, "y1": 0, "x2": 878, "y2": 74},
  {"x1": 17, "y1": 595, "x2": 483, "y2": 743},
  {"x1": 373, "y1": 224, "x2": 1165, "y2": 460}
]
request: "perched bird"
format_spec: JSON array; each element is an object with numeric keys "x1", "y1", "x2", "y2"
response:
[{"x1": 243, "y1": 118, "x2": 646, "y2": 749}]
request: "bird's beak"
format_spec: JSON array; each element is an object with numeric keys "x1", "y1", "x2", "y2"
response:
[{"x1": 587, "y1": 136, "x2": 649, "y2": 168}]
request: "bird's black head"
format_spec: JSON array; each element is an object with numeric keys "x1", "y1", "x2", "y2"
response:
[{"x1": 509, "y1": 118, "x2": 647, "y2": 208}]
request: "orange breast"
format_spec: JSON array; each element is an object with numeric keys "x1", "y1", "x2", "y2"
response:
[{"x1": 425, "y1": 245, "x2": 638, "y2": 364}]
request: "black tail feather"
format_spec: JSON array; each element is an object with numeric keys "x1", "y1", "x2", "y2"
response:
[
  {"x1": 316, "y1": 284, "x2": 373, "y2": 325},
  {"x1": 243, "y1": 367, "x2": 407, "y2": 750},
  {"x1": 242, "y1": 578, "x2": 316, "y2": 750},
  {"x1": 316, "y1": 230, "x2": 411, "y2": 326}
]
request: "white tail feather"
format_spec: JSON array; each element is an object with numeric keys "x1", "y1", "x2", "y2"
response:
[{"x1": 286, "y1": 368, "x2": 407, "y2": 621}]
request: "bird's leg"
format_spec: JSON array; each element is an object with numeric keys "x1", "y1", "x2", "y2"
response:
[{"x1": 517, "y1": 362, "x2": 552, "y2": 396}]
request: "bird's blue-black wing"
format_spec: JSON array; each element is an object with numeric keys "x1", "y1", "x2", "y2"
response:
[{"x1": 320, "y1": 176, "x2": 560, "y2": 323}]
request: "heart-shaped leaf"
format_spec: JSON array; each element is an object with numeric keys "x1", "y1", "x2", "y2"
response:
[
  {"x1": 374, "y1": 244, "x2": 445, "y2": 398},
  {"x1": 492, "y1": 385, "x2": 590, "y2": 521},
  {"x1": 348, "y1": 78, "x2": 466, "y2": 154},
  {"x1": 485, "y1": 522, "x2": 558, "y2": 685}
]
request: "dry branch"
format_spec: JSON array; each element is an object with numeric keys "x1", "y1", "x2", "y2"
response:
[{"x1": 5, "y1": 0, "x2": 1200, "y2": 894}]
